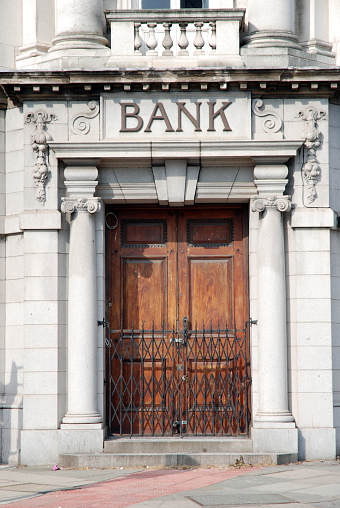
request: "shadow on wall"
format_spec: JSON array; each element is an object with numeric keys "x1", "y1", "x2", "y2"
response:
[{"x1": 1, "y1": 362, "x2": 23, "y2": 464}]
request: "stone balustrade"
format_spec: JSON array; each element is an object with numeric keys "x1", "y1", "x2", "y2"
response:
[{"x1": 106, "y1": 9, "x2": 245, "y2": 67}]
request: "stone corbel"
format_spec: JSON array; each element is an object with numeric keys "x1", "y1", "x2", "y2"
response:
[
  {"x1": 297, "y1": 106, "x2": 326, "y2": 205},
  {"x1": 25, "y1": 110, "x2": 57, "y2": 204}
]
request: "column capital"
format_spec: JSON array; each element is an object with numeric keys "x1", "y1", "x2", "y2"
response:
[
  {"x1": 61, "y1": 197, "x2": 101, "y2": 214},
  {"x1": 251, "y1": 195, "x2": 291, "y2": 213}
]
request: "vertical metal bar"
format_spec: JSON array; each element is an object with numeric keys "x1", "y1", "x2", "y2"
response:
[
  {"x1": 203, "y1": 321, "x2": 206, "y2": 435},
  {"x1": 161, "y1": 321, "x2": 164, "y2": 436},
  {"x1": 235, "y1": 325, "x2": 240, "y2": 434},
  {"x1": 171, "y1": 323, "x2": 175, "y2": 436},
  {"x1": 130, "y1": 322, "x2": 134, "y2": 437},
  {"x1": 120, "y1": 320, "x2": 123, "y2": 436},
  {"x1": 226, "y1": 319, "x2": 230, "y2": 433},
  {"x1": 152, "y1": 322, "x2": 155, "y2": 436},
  {"x1": 108, "y1": 325, "x2": 112, "y2": 433},
  {"x1": 217, "y1": 321, "x2": 222, "y2": 435},
  {"x1": 141, "y1": 322, "x2": 144, "y2": 436},
  {"x1": 194, "y1": 322, "x2": 198, "y2": 435},
  {"x1": 183, "y1": 316, "x2": 188, "y2": 437},
  {"x1": 210, "y1": 321, "x2": 214, "y2": 435},
  {"x1": 244, "y1": 323, "x2": 249, "y2": 436}
]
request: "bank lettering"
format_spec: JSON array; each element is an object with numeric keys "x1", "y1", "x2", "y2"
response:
[{"x1": 120, "y1": 101, "x2": 232, "y2": 133}]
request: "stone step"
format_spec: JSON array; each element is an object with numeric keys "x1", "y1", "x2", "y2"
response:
[
  {"x1": 60, "y1": 452, "x2": 298, "y2": 469},
  {"x1": 104, "y1": 437, "x2": 253, "y2": 454}
]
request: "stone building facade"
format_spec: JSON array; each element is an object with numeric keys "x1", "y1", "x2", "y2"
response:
[{"x1": 1, "y1": 0, "x2": 340, "y2": 465}]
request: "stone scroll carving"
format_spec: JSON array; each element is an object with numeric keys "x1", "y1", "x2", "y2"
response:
[
  {"x1": 252, "y1": 99, "x2": 283, "y2": 134},
  {"x1": 71, "y1": 101, "x2": 99, "y2": 135},
  {"x1": 297, "y1": 106, "x2": 326, "y2": 204},
  {"x1": 252, "y1": 195, "x2": 291, "y2": 213},
  {"x1": 61, "y1": 197, "x2": 101, "y2": 214},
  {"x1": 25, "y1": 110, "x2": 57, "y2": 204}
]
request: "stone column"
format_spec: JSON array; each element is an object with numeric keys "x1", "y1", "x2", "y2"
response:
[
  {"x1": 251, "y1": 165, "x2": 298, "y2": 455},
  {"x1": 50, "y1": 0, "x2": 108, "y2": 51},
  {"x1": 244, "y1": 0, "x2": 301, "y2": 49},
  {"x1": 59, "y1": 166, "x2": 104, "y2": 454},
  {"x1": 252, "y1": 195, "x2": 293, "y2": 423}
]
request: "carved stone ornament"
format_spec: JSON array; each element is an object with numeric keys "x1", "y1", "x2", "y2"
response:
[
  {"x1": 25, "y1": 110, "x2": 57, "y2": 204},
  {"x1": 252, "y1": 195, "x2": 291, "y2": 213},
  {"x1": 71, "y1": 101, "x2": 99, "y2": 135},
  {"x1": 61, "y1": 197, "x2": 101, "y2": 214},
  {"x1": 297, "y1": 106, "x2": 326, "y2": 204},
  {"x1": 252, "y1": 99, "x2": 283, "y2": 134}
]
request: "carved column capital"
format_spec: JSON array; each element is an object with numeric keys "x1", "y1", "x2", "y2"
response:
[
  {"x1": 252, "y1": 195, "x2": 291, "y2": 213},
  {"x1": 61, "y1": 197, "x2": 101, "y2": 214}
]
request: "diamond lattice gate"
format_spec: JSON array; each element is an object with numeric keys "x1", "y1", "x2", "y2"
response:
[
  {"x1": 106, "y1": 319, "x2": 250, "y2": 436},
  {"x1": 105, "y1": 206, "x2": 250, "y2": 436}
]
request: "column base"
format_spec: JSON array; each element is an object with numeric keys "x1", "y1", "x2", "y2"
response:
[
  {"x1": 243, "y1": 30, "x2": 302, "y2": 50},
  {"x1": 49, "y1": 33, "x2": 109, "y2": 52},
  {"x1": 252, "y1": 425, "x2": 298, "y2": 455},
  {"x1": 62, "y1": 412, "x2": 102, "y2": 425},
  {"x1": 59, "y1": 425, "x2": 104, "y2": 455},
  {"x1": 254, "y1": 410, "x2": 295, "y2": 424}
]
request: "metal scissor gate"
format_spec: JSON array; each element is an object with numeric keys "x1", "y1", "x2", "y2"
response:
[{"x1": 106, "y1": 318, "x2": 251, "y2": 437}]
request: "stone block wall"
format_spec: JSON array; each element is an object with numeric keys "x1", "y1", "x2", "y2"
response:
[{"x1": 0, "y1": 0, "x2": 22, "y2": 68}]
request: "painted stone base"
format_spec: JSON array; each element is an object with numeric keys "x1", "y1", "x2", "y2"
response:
[
  {"x1": 298, "y1": 428, "x2": 336, "y2": 461},
  {"x1": 252, "y1": 426, "x2": 298, "y2": 455},
  {"x1": 21, "y1": 430, "x2": 59, "y2": 465},
  {"x1": 59, "y1": 425, "x2": 104, "y2": 455}
]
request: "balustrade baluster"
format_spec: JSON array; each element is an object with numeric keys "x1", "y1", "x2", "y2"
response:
[
  {"x1": 162, "y1": 22, "x2": 173, "y2": 56},
  {"x1": 178, "y1": 22, "x2": 189, "y2": 56},
  {"x1": 134, "y1": 22, "x2": 142, "y2": 54},
  {"x1": 193, "y1": 22, "x2": 205, "y2": 55},
  {"x1": 146, "y1": 22, "x2": 158, "y2": 55},
  {"x1": 209, "y1": 21, "x2": 217, "y2": 52}
]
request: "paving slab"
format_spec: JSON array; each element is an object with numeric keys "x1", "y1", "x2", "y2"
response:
[
  {"x1": 309, "y1": 502, "x2": 340, "y2": 508},
  {"x1": 186, "y1": 493, "x2": 293, "y2": 505},
  {"x1": 291, "y1": 483, "x2": 340, "y2": 498}
]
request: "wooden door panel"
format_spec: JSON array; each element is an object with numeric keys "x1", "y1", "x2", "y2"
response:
[
  {"x1": 122, "y1": 258, "x2": 167, "y2": 329},
  {"x1": 122, "y1": 220, "x2": 167, "y2": 246},
  {"x1": 187, "y1": 219, "x2": 233, "y2": 247},
  {"x1": 188, "y1": 258, "x2": 232, "y2": 328}
]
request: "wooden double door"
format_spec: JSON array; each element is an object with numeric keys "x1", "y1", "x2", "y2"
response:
[{"x1": 106, "y1": 206, "x2": 249, "y2": 436}]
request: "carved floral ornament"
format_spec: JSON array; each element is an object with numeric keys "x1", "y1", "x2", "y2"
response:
[
  {"x1": 252, "y1": 195, "x2": 291, "y2": 213},
  {"x1": 25, "y1": 110, "x2": 57, "y2": 204},
  {"x1": 297, "y1": 106, "x2": 326, "y2": 204},
  {"x1": 61, "y1": 197, "x2": 101, "y2": 214}
]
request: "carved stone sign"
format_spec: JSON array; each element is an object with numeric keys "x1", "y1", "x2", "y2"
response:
[{"x1": 102, "y1": 92, "x2": 251, "y2": 140}]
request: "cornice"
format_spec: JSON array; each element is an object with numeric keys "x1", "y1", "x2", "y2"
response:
[
  {"x1": 0, "y1": 67, "x2": 340, "y2": 103},
  {"x1": 49, "y1": 139, "x2": 302, "y2": 162}
]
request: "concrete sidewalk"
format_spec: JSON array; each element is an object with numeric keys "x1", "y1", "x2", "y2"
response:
[{"x1": 0, "y1": 460, "x2": 340, "y2": 507}]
